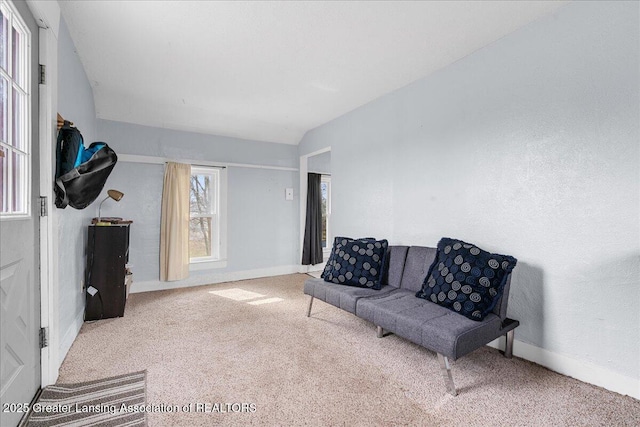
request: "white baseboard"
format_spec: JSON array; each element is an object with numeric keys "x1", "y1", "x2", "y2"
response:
[
  {"x1": 58, "y1": 310, "x2": 84, "y2": 366},
  {"x1": 131, "y1": 265, "x2": 301, "y2": 294},
  {"x1": 297, "y1": 264, "x2": 325, "y2": 274},
  {"x1": 487, "y1": 338, "x2": 639, "y2": 400}
]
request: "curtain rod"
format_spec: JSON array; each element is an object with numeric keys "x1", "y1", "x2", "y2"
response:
[
  {"x1": 117, "y1": 154, "x2": 299, "y2": 172},
  {"x1": 174, "y1": 162, "x2": 226, "y2": 169}
]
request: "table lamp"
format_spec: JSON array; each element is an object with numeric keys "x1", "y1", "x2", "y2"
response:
[{"x1": 97, "y1": 189, "x2": 124, "y2": 225}]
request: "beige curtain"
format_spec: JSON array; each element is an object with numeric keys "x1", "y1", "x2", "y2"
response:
[{"x1": 160, "y1": 162, "x2": 191, "y2": 281}]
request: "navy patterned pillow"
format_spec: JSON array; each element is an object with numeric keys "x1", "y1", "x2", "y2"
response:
[
  {"x1": 321, "y1": 237, "x2": 374, "y2": 280},
  {"x1": 322, "y1": 237, "x2": 389, "y2": 290},
  {"x1": 416, "y1": 238, "x2": 517, "y2": 321}
]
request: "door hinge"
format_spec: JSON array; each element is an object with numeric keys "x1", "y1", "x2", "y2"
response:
[
  {"x1": 39, "y1": 196, "x2": 47, "y2": 217},
  {"x1": 39, "y1": 327, "x2": 48, "y2": 349},
  {"x1": 39, "y1": 64, "x2": 46, "y2": 84}
]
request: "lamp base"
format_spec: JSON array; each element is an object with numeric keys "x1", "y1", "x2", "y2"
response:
[{"x1": 91, "y1": 217, "x2": 132, "y2": 225}]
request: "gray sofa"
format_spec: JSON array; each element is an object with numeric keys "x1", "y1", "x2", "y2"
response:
[{"x1": 304, "y1": 245, "x2": 519, "y2": 396}]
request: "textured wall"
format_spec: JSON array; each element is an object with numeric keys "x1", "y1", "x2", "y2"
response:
[
  {"x1": 299, "y1": 96, "x2": 398, "y2": 241},
  {"x1": 56, "y1": 17, "x2": 99, "y2": 359},
  {"x1": 99, "y1": 162, "x2": 163, "y2": 281},
  {"x1": 298, "y1": 1, "x2": 639, "y2": 381},
  {"x1": 96, "y1": 119, "x2": 297, "y2": 169},
  {"x1": 97, "y1": 120, "x2": 299, "y2": 283},
  {"x1": 308, "y1": 151, "x2": 331, "y2": 174}
]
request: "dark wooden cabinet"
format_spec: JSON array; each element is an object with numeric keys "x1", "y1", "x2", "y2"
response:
[{"x1": 85, "y1": 224, "x2": 130, "y2": 321}]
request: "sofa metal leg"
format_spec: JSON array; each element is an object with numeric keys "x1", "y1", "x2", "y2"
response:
[
  {"x1": 504, "y1": 329, "x2": 514, "y2": 359},
  {"x1": 306, "y1": 296, "x2": 314, "y2": 317},
  {"x1": 437, "y1": 353, "x2": 457, "y2": 396},
  {"x1": 376, "y1": 326, "x2": 383, "y2": 338}
]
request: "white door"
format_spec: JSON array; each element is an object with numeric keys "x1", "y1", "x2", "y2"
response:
[{"x1": 0, "y1": 0, "x2": 40, "y2": 426}]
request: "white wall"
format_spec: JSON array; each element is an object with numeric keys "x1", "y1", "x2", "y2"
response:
[
  {"x1": 298, "y1": 1, "x2": 639, "y2": 396},
  {"x1": 56, "y1": 17, "x2": 99, "y2": 363},
  {"x1": 96, "y1": 120, "x2": 300, "y2": 290}
]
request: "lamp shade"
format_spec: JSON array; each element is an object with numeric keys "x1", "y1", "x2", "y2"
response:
[{"x1": 107, "y1": 189, "x2": 124, "y2": 201}]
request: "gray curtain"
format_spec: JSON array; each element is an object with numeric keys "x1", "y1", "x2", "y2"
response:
[{"x1": 302, "y1": 173, "x2": 323, "y2": 265}]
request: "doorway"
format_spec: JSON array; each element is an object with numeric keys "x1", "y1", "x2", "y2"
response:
[{"x1": 299, "y1": 147, "x2": 331, "y2": 272}]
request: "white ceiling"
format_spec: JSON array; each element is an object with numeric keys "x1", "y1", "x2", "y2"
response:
[{"x1": 59, "y1": 1, "x2": 568, "y2": 145}]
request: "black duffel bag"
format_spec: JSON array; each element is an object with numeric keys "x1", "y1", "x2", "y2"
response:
[{"x1": 54, "y1": 123, "x2": 118, "y2": 209}]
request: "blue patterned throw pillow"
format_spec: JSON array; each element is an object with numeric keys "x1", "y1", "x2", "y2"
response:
[
  {"x1": 416, "y1": 238, "x2": 517, "y2": 321},
  {"x1": 322, "y1": 237, "x2": 388, "y2": 290}
]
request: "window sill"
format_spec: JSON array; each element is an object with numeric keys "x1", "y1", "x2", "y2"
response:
[
  {"x1": 189, "y1": 259, "x2": 228, "y2": 271},
  {"x1": 0, "y1": 213, "x2": 31, "y2": 221}
]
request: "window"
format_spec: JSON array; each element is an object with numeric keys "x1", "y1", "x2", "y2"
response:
[
  {"x1": 189, "y1": 166, "x2": 221, "y2": 263},
  {"x1": 0, "y1": 1, "x2": 29, "y2": 218},
  {"x1": 321, "y1": 175, "x2": 331, "y2": 252}
]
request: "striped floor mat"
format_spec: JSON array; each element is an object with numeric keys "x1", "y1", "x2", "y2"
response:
[{"x1": 26, "y1": 371, "x2": 146, "y2": 427}]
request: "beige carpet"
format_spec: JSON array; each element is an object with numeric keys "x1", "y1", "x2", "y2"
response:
[{"x1": 59, "y1": 274, "x2": 640, "y2": 426}]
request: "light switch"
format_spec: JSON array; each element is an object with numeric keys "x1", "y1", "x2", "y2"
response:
[{"x1": 285, "y1": 188, "x2": 294, "y2": 200}]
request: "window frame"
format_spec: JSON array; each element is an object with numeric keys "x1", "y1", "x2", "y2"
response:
[
  {"x1": 0, "y1": 0, "x2": 30, "y2": 220},
  {"x1": 189, "y1": 166, "x2": 221, "y2": 264}
]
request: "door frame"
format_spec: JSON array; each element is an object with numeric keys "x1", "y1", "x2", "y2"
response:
[
  {"x1": 27, "y1": 0, "x2": 60, "y2": 387},
  {"x1": 298, "y1": 146, "x2": 331, "y2": 273}
]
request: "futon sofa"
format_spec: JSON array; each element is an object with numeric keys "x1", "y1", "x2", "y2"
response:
[{"x1": 304, "y1": 244, "x2": 519, "y2": 396}]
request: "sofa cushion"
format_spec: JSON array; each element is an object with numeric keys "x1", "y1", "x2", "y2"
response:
[
  {"x1": 356, "y1": 291, "x2": 451, "y2": 335},
  {"x1": 416, "y1": 238, "x2": 517, "y2": 321},
  {"x1": 417, "y1": 312, "x2": 503, "y2": 360},
  {"x1": 384, "y1": 246, "x2": 409, "y2": 288},
  {"x1": 399, "y1": 246, "x2": 438, "y2": 292},
  {"x1": 321, "y1": 237, "x2": 388, "y2": 290},
  {"x1": 356, "y1": 289, "x2": 508, "y2": 360},
  {"x1": 304, "y1": 278, "x2": 395, "y2": 314}
]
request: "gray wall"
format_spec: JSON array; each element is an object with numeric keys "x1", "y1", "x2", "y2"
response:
[
  {"x1": 308, "y1": 151, "x2": 331, "y2": 174},
  {"x1": 298, "y1": 1, "x2": 639, "y2": 382},
  {"x1": 97, "y1": 119, "x2": 297, "y2": 168},
  {"x1": 96, "y1": 120, "x2": 299, "y2": 283},
  {"x1": 56, "y1": 17, "x2": 99, "y2": 359}
]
